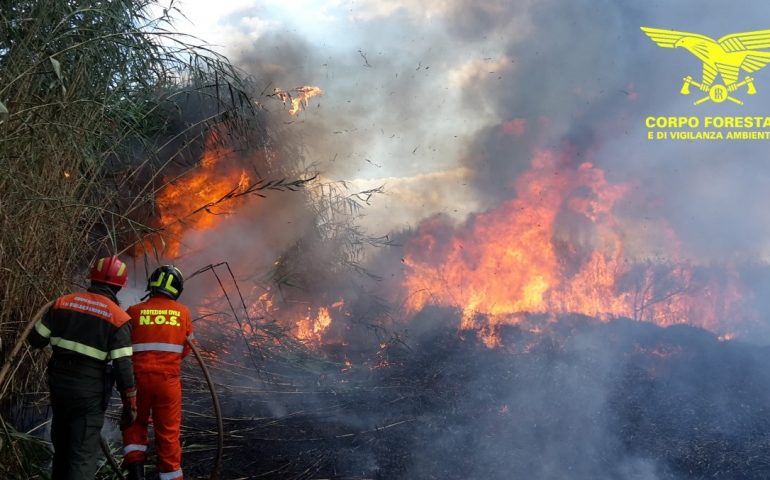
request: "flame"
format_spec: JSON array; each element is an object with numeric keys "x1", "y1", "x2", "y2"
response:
[
  {"x1": 296, "y1": 306, "x2": 333, "y2": 343},
  {"x1": 403, "y1": 147, "x2": 748, "y2": 345},
  {"x1": 293, "y1": 298, "x2": 350, "y2": 344},
  {"x1": 243, "y1": 287, "x2": 347, "y2": 346},
  {"x1": 138, "y1": 130, "x2": 254, "y2": 258},
  {"x1": 273, "y1": 86, "x2": 324, "y2": 115}
]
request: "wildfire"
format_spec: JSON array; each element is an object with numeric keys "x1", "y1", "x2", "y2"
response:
[
  {"x1": 139, "y1": 110, "x2": 749, "y2": 354},
  {"x1": 138, "y1": 130, "x2": 254, "y2": 258},
  {"x1": 402, "y1": 147, "x2": 748, "y2": 346}
]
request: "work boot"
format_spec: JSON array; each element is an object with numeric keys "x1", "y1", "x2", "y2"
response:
[{"x1": 125, "y1": 461, "x2": 145, "y2": 480}]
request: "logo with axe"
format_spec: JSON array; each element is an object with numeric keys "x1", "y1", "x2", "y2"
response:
[{"x1": 641, "y1": 26, "x2": 770, "y2": 105}]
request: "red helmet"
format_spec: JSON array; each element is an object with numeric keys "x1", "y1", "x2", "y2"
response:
[{"x1": 89, "y1": 255, "x2": 128, "y2": 288}]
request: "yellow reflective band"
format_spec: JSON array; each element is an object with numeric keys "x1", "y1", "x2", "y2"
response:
[
  {"x1": 96, "y1": 258, "x2": 104, "y2": 272},
  {"x1": 34, "y1": 321, "x2": 51, "y2": 338},
  {"x1": 50, "y1": 337, "x2": 108, "y2": 360},
  {"x1": 116, "y1": 263, "x2": 126, "y2": 277},
  {"x1": 164, "y1": 274, "x2": 179, "y2": 295},
  {"x1": 110, "y1": 346, "x2": 133, "y2": 359},
  {"x1": 149, "y1": 272, "x2": 165, "y2": 289}
]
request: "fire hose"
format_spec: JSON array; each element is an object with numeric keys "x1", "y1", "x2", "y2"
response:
[
  {"x1": 183, "y1": 338, "x2": 224, "y2": 480},
  {"x1": 0, "y1": 301, "x2": 224, "y2": 480}
]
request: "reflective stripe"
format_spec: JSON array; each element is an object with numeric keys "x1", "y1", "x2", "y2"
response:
[
  {"x1": 159, "y1": 469, "x2": 183, "y2": 480},
  {"x1": 124, "y1": 444, "x2": 147, "y2": 454},
  {"x1": 148, "y1": 271, "x2": 179, "y2": 296},
  {"x1": 149, "y1": 272, "x2": 166, "y2": 289},
  {"x1": 50, "y1": 337, "x2": 107, "y2": 360},
  {"x1": 133, "y1": 342, "x2": 184, "y2": 353},
  {"x1": 109, "y1": 346, "x2": 133, "y2": 359},
  {"x1": 163, "y1": 274, "x2": 179, "y2": 296},
  {"x1": 34, "y1": 321, "x2": 51, "y2": 339}
]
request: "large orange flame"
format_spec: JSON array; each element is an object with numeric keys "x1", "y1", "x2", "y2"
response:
[
  {"x1": 138, "y1": 131, "x2": 254, "y2": 258},
  {"x1": 402, "y1": 147, "x2": 748, "y2": 345}
]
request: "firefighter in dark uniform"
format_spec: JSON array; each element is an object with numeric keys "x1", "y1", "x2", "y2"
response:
[{"x1": 28, "y1": 255, "x2": 138, "y2": 479}]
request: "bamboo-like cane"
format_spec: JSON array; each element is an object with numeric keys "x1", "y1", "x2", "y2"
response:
[{"x1": 0, "y1": 300, "x2": 53, "y2": 400}]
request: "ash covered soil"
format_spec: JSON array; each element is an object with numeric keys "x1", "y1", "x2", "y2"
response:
[{"x1": 182, "y1": 310, "x2": 770, "y2": 480}]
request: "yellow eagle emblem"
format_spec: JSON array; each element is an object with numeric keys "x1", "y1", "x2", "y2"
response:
[{"x1": 641, "y1": 26, "x2": 770, "y2": 105}]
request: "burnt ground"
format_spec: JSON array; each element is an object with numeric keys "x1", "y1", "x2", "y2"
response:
[{"x1": 175, "y1": 309, "x2": 770, "y2": 480}]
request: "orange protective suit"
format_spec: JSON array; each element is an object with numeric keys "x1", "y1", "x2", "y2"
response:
[{"x1": 122, "y1": 294, "x2": 193, "y2": 480}]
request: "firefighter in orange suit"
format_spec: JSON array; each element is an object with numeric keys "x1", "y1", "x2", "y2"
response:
[
  {"x1": 122, "y1": 265, "x2": 192, "y2": 480},
  {"x1": 28, "y1": 255, "x2": 137, "y2": 480}
]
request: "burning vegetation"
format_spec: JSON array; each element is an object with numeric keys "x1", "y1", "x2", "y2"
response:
[
  {"x1": 143, "y1": 132, "x2": 755, "y2": 351},
  {"x1": 137, "y1": 119, "x2": 756, "y2": 355},
  {"x1": 402, "y1": 147, "x2": 751, "y2": 346},
  {"x1": 138, "y1": 130, "x2": 254, "y2": 258}
]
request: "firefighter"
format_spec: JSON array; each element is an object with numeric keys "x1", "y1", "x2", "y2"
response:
[
  {"x1": 28, "y1": 255, "x2": 137, "y2": 480},
  {"x1": 122, "y1": 265, "x2": 192, "y2": 480}
]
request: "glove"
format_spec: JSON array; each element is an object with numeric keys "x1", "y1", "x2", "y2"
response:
[{"x1": 120, "y1": 387, "x2": 138, "y2": 430}]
